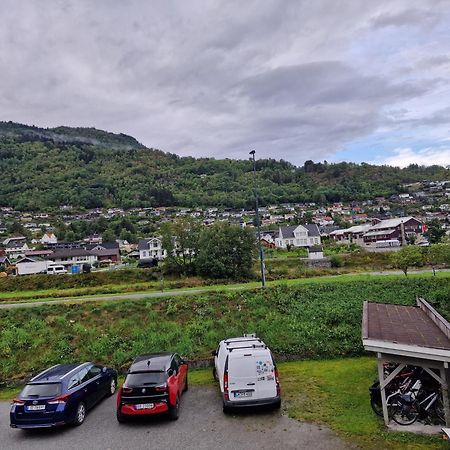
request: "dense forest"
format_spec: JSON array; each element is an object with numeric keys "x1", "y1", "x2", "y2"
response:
[{"x1": 0, "y1": 121, "x2": 448, "y2": 211}]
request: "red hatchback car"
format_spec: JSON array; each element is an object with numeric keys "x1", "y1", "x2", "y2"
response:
[{"x1": 117, "y1": 353, "x2": 188, "y2": 422}]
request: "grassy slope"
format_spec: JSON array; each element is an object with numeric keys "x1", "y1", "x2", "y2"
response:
[
  {"x1": 1, "y1": 271, "x2": 449, "y2": 304},
  {"x1": 1, "y1": 276, "x2": 450, "y2": 382}
]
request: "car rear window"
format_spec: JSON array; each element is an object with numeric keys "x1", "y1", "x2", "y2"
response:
[
  {"x1": 21, "y1": 383, "x2": 62, "y2": 398},
  {"x1": 125, "y1": 371, "x2": 166, "y2": 386}
]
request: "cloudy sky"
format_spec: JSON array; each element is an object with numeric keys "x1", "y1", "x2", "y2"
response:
[{"x1": 1, "y1": 0, "x2": 450, "y2": 167}]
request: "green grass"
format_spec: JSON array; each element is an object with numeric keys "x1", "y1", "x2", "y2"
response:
[
  {"x1": 185, "y1": 358, "x2": 447, "y2": 450},
  {"x1": 2, "y1": 270, "x2": 449, "y2": 305},
  {"x1": 2, "y1": 276, "x2": 450, "y2": 382}
]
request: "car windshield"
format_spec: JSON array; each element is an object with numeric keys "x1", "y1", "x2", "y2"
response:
[
  {"x1": 21, "y1": 383, "x2": 62, "y2": 398},
  {"x1": 125, "y1": 371, "x2": 166, "y2": 386}
]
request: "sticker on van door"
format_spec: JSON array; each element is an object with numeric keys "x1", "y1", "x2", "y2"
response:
[{"x1": 256, "y1": 360, "x2": 273, "y2": 376}]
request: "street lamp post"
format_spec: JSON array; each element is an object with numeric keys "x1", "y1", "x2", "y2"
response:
[{"x1": 249, "y1": 150, "x2": 266, "y2": 288}]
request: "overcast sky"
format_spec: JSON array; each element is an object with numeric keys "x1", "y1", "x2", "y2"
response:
[{"x1": 1, "y1": 0, "x2": 450, "y2": 167}]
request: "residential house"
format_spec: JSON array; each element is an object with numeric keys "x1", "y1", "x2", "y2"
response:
[
  {"x1": 362, "y1": 216, "x2": 423, "y2": 246},
  {"x1": 46, "y1": 249, "x2": 97, "y2": 269},
  {"x1": 40, "y1": 232, "x2": 57, "y2": 245},
  {"x1": 2, "y1": 237, "x2": 30, "y2": 259},
  {"x1": 275, "y1": 224, "x2": 321, "y2": 249},
  {"x1": 138, "y1": 237, "x2": 166, "y2": 261},
  {"x1": 0, "y1": 255, "x2": 11, "y2": 268},
  {"x1": 87, "y1": 242, "x2": 121, "y2": 263},
  {"x1": 329, "y1": 224, "x2": 372, "y2": 245}
]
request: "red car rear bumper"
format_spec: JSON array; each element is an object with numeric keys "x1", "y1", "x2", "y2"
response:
[{"x1": 119, "y1": 402, "x2": 169, "y2": 416}]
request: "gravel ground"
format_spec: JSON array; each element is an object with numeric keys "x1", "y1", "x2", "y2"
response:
[{"x1": 1, "y1": 385, "x2": 354, "y2": 450}]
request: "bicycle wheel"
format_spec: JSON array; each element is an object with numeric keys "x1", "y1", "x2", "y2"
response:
[
  {"x1": 432, "y1": 395, "x2": 445, "y2": 424},
  {"x1": 391, "y1": 399, "x2": 420, "y2": 426},
  {"x1": 370, "y1": 397, "x2": 383, "y2": 417}
]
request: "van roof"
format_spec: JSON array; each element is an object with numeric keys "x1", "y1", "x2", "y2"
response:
[
  {"x1": 228, "y1": 347, "x2": 272, "y2": 358},
  {"x1": 225, "y1": 336, "x2": 261, "y2": 343}
]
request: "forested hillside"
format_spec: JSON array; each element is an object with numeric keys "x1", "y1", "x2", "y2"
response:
[{"x1": 0, "y1": 121, "x2": 448, "y2": 211}]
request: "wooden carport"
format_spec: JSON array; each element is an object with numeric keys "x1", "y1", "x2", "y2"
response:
[{"x1": 362, "y1": 297, "x2": 450, "y2": 427}]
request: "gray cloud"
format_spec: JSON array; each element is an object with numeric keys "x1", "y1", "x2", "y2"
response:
[{"x1": 0, "y1": 0, "x2": 450, "y2": 164}]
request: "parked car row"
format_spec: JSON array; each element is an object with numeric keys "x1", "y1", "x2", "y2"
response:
[{"x1": 10, "y1": 336, "x2": 281, "y2": 429}]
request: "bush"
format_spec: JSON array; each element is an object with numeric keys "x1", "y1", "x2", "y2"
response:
[{"x1": 330, "y1": 255, "x2": 343, "y2": 268}]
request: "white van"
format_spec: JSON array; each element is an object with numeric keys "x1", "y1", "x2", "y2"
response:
[
  {"x1": 46, "y1": 265, "x2": 67, "y2": 275},
  {"x1": 212, "y1": 335, "x2": 281, "y2": 412}
]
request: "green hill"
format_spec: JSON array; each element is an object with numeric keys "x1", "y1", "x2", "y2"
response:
[{"x1": 0, "y1": 121, "x2": 448, "y2": 211}]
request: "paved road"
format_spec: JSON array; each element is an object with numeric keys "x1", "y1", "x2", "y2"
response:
[{"x1": 0, "y1": 386, "x2": 353, "y2": 450}]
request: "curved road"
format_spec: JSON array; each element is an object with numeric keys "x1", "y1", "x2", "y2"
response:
[{"x1": 0, "y1": 386, "x2": 353, "y2": 450}]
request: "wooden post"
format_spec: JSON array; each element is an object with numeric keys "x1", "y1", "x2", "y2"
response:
[
  {"x1": 441, "y1": 364, "x2": 450, "y2": 427},
  {"x1": 377, "y1": 353, "x2": 389, "y2": 426}
]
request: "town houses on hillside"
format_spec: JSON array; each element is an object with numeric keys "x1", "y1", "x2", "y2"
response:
[{"x1": 330, "y1": 216, "x2": 425, "y2": 248}]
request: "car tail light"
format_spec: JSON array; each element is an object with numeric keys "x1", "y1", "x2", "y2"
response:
[
  {"x1": 47, "y1": 393, "x2": 70, "y2": 405},
  {"x1": 275, "y1": 367, "x2": 281, "y2": 396},
  {"x1": 155, "y1": 383, "x2": 167, "y2": 392},
  {"x1": 122, "y1": 387, "x2": 133, "y2": 394},
  {"x1": 12, "y1": 399, "x2": 25, "y2": 406},
  {"x1": 224, "y1": 372, "x2": 229, "y2": 401}
]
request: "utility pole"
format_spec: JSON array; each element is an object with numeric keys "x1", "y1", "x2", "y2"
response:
[{"x1": 249, "y1": 150, "x2": 266, "y2": 288}]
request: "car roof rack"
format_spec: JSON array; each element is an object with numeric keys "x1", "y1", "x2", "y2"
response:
[{"x1": 228, "y1": 344, "x2": 267, "y2": 352}]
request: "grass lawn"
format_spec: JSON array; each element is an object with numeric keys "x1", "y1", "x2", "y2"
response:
[
  {"x1": 0, "y1": 357, "x2": 447, "y2": 448},
  {"x1": 191, "y1": 357, "x2": 447, "y2": 450}
]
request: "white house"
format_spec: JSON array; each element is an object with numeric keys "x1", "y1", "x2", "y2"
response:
[
  {"x1": 138, "y1": 237, "x2": 166, "y2": 260},
  {"x1": 3, "y1": 237, "x2": 30, "y2": 259},
  {"x1": 40, "y1": 232, "x2": 58, "y2": 245},
  {"x1": 308, "y1": 246, "x2": 324, "y2": 260},
  {"x1": 275, "y1": 224, "x2": 321, "y2": 248}
]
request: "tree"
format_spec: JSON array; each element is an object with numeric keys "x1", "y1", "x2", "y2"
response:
[
  {"x1": 102, "y1": 229, "x2": 116, "y2": 243},
  {"x1": 195, "y1": 222, "x2": 256, "y2": 279},
  {"x1": 426, "y1": 219, "x2": 446, "y2": 244},
  {"x1": 161, "y1": 217, "x2": 201, "y2": 275},
  {"x1": 390, "y1": 246, "x2": 424, "y2": 276}
]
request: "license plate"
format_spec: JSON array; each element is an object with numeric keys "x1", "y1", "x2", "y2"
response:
[
  {"x1": 234, "y1": 391, "x2": 252, "y2": 398},
  {"x1": 27, "y1": 405, "x2": 46, "y2": 411},
  {"x1": 135, "y1": 403, "x2": 154, "y2": 410}
]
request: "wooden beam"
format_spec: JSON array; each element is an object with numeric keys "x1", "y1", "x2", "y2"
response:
[
  {"x1": 441, "y1": 367, "x2": 450, "y2": 427},
  {"x1": 377, "y1": 353, "x2": 390, "y2": 426},
  {"x1": 380, "y1": 363, "x2": 406, "y2": 390}
]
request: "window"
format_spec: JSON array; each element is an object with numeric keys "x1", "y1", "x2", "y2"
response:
[
  {"x1": 142, "y1": 251, "x2": 147, "y2": 257},
  {"x1": 68, "y1": 373, "x2": 80, "y2": 390},
  {"x1": 78, "y1": 367, "x2": 90, "y2": 384},
  {"x1": 87, "y1": 365, "x2": 102, "y2": 379},
  {"x1": 22, "y1": 383, "x2": 62, "y2": 397}
]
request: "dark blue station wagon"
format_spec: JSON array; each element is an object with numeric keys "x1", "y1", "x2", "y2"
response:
[{"x1": 10, "y1": 362, "x2": 117, "y2": 429}]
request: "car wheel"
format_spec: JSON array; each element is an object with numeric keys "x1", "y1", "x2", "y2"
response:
[
  {"x1": 273, "y1": 400, "x2": 281, "y2": 410},
  {"x1": 222, "y1": 403, "x2": 230, "y2": 414},
  {"x1": 108, "y1": 378, "x2": 117, "y2": 396},
  {"x1": 169, "y1": 395, "x2": 180, "y2": 420},
  {"x1": 73, "y1": 402, "x2": 86, "y2": 426},
  {"x1": 183, "y1": 376, "x2": 188, "y2": 392},
  {"x1": 116, "y1": 410, "x2": 126, "y2": 423}
]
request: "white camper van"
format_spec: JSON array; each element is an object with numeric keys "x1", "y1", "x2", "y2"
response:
[{"x1": 212, "y1": 335, "x2": 281, "y2": 412}]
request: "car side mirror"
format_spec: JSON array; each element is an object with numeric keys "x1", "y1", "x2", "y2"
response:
[
  {"x1": 211, "y1": 350, "x2": 217, "y2": 357},
  {"x1": 167, "y1": 369, "x2": 174, "y2": 377},
  {"x1": 102, "y1": 367, "x2": 107, "y2": 373},
  {"x1": 180, "y1": 360, "x2": 186, "y2": 365}
]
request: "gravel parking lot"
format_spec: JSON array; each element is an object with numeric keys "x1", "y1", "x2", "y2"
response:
[{"x1": 0, "y1": 386, "x2": 352, "y2": 450}]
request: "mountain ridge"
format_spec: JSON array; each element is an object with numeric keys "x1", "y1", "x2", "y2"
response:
[{"x1": 0, "y1": 121, "x2": 448, "y2": 211}]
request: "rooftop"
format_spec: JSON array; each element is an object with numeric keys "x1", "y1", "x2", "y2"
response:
[{"x1": 362, "y1": 299, "x2": 450, "y2": 362}]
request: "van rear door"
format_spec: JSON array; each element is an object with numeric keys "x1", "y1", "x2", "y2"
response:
[{"x1": 228, "y1": 353, "x2": 257, "y2": 401}]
